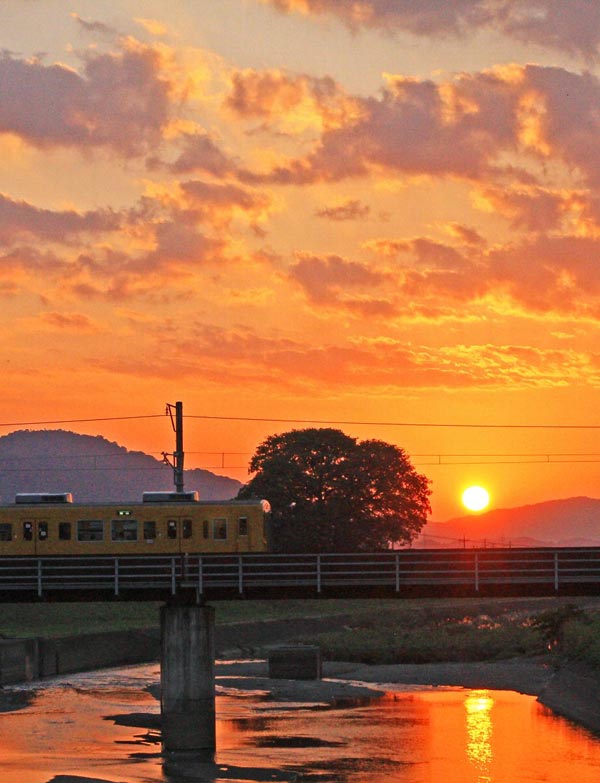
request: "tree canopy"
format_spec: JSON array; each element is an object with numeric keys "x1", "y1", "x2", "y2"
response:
[{"x1": 237, "y1": 428, "x2": 431, "y2": 552}]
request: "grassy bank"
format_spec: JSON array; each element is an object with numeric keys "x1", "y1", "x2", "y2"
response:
[
  {"x1": 2, "y1": 595, "x2": 600, "y2": 670},
  {"x1": 0, "y1": 595, "x2": 578, "y2": 637},
  {"x1": 294, "y1": 600, "x2": 600, "y2": 669}
]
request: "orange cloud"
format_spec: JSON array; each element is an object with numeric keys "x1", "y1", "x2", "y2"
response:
[
  {"x1": 315, "y1": 199, "x2": 371, "y2": 221},
  {"x1": 358, "y1": 229, "x2": 600, "y2": 320},
  {"x1": 288, "y1": 252, "x2": 391, "y2": 310},
  {"x1": 97, "y1": 320, "x2": 600, "y2": 392},
  {"x1": 165, "y1": 132, "x2": 235, "y2": 176},
  {"x1": 225, "y1": 67, "x2": 357, "y2": 133},
  {"x1": 486, "y1": 235, "x2": 600, "y2": 315},
  {"x1": 261, "y1": 1, "x2": 600, "y2": 60},
  {"x1": 238, "y1": 70, "x2": 518, "y2": 184},
  {"x1": 0, "y1": 42, "x2": 172, "y2": 157},
  {"x1": 474, "y1": 185, "x2": 581, "y2": 232},
  {"x1": 237, "y1": 65, "x2": 600, "y2": 192},
  {"x1": 0, "y1": 194, "x2": 120, "y2": 245},
  {"x1": 180, "y1": 180, "x2": 272, "y2": 226},
  {"x1": 444, "y1": 223, "x2": 487, "y2": 246},
  {"x1": 40, "y1": 312, "x2": 99, "y2": 331},
  {"x1": 0, "y1": 247, "x2": 70, "y2": 284}
]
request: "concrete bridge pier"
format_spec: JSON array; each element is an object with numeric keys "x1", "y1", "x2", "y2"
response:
[{"x1": 160, "y1": 603, "x2": 215, "y2": 755}]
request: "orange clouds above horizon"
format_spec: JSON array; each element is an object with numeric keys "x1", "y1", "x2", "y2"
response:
[{"x1": 0, "y1": 0, "x2": 599, "y2": 518}]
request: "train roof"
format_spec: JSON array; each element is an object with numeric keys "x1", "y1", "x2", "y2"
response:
[
  {"x1": 3, "y1": 494, "x2": 269, "y2": 509},
  {"x1": 15, "y1": 493, "x2": 73, "y2": 504}
]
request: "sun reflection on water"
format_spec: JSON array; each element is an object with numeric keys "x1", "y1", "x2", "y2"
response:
[{"x1": 465, "y1": 690, "x2": 494, "y2": 782}]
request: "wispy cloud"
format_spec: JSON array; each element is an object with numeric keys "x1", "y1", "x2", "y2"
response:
[
  {"x1": 0, "y1": 194, "x2": 120, "y2": 245},
  {"x1": 315, "y1": 199, "x2": 371, "y2": 221}
]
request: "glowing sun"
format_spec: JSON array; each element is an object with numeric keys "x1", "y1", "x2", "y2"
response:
[{"x1": 462, "y1": 485, "x2": 490, "y2": 512}]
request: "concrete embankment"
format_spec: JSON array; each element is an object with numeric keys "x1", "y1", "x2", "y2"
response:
[
  {"x1": 0, "y1": 629, "x2": 161, "y2": 685},
  {"x1": 0, "y1": 615, "x2": 335, "y2": 685},
  {"x1": 538, "y1": 664, "x2": 600, "y2": 735}
]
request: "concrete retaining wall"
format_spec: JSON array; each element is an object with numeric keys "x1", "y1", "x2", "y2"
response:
[
  {"x1": 0, "y1": 628, "x2": 161, "y2": 684},
  {"x1": 0, "y1": 614, "x2": 339, "y2": 686},
  {"x1": 0, "y1": 639, "x2": 40, "y2": 685},
  {"x1": 538, "y1": 664, "x2": 600, "y2": 736},
  {"x1": 42, "y1": 628, "x2": 161, "y2": 677}
]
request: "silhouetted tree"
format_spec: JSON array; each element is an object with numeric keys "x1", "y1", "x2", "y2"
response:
[{"x1": 237, "y1": 428, "x2": 431, "y2": 552}]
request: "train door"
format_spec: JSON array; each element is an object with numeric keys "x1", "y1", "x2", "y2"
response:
[
  {"x1": 21, "y1": 517, "x2": 50, "y2": 556},
  {"x1": 236, "y1": 515, "x2": 250, "y2": 552},
  {"x1": 165, "y1": 515, "x2": 193, "y2": 553}
]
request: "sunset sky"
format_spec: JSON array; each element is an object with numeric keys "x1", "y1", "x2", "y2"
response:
[{"x1": 1, "y1": 0, "x2": 599, "y2": 521}]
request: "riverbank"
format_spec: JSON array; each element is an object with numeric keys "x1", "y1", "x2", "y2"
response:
[
  {"x1": 1, "y1": 632, "x2": 598, "y2": 737},
  {"x1": 1, "y1": 596, "x2": 599, "y2": 738}
]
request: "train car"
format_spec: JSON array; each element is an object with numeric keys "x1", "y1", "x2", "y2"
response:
[{"x1": 0, "y1": 492, "x2": 271, "y2": 556}]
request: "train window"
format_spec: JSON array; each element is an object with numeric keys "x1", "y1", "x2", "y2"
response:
[
  {"x1": 213, "y1": 518, "x2": 227, "y2": 540},
  {"x1": 111, "y1": 519, "x2": 138, "y2": 541},
  {"x1": 238, "y1": 517, "x2": 248, "y2": 536},
  {"x1": 0, "y1": 523, "x2": 12, "y2": 541},
  {"x1": 59, "y1": 522, "x2": 71, "y2": 541},
  {"x1": 182, "y1": 519, "x2": 192, "y2": 539},
  {"x1": 203, "y1": 520, "x2": 209, "y2": 539},
  {"x1": 23, "y1": 522, "x2": 33, "y2": 541},
  {"x1": 38, "y1": 522, "x2": 48, "y2": 540},
  {"x1": 77, "y1": 520, "x2": 104, "y2": 542},
  {"x1": 167, "y1": 520, "x2": 177, "y2": 539},
  {"x1": 143, "y1": 521, "x2": 156, "y2": 540}
]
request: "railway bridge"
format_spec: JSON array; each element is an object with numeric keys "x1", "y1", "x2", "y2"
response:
[{"x1": 0, "y1": 547, "x2": 599, "y2": 602}]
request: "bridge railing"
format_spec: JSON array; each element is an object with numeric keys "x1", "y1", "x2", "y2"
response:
[{"x1": 0, "y1": 548, "x2": 599, "y2": 599}]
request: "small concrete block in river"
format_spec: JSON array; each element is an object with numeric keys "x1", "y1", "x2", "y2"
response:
[{"x1": 268, "y1": 645, "x2": 322, "y2": 680}]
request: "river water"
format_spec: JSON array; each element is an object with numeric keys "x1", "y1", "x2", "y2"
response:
[{"x1": 0, "y1": 663, "x2": 599, "y2": 783}]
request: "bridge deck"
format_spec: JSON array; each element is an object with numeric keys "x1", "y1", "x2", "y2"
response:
[{"x1": 0, "y1": 548, "x2": 599, "y2": 601}]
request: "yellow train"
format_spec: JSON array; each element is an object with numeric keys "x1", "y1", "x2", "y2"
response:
[{"x1": 0, "y1": 492, "x2": 271, "y2": 556}]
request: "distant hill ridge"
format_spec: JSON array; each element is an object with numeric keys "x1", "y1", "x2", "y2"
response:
[
  {"x1": 0, "y1": 429, "x2": 243, "y2": 503},
  {"x1": 424, "y1": 496, "x2": 600, "y2": 548}
]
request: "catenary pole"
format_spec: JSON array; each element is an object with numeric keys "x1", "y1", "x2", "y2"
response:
[{"x1": 174, "y1": 401, "x2": 184, "y2": 493}]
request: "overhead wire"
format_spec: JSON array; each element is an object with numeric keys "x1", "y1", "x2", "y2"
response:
[
  {"x1": 1, "y1": 451, "x2": 600, "y2": 471},
  {"x1": 0, "y1": 412, "x2": 598, "y2": 429},
  {"x1": 0, "y1": 411, "x2": 598, "y2": 468},
  {"x1": 186, "y1": 414, "x2": 600, "y2": 429},
  {"x1": 0, "y1": 415, "x2": 164, "y2": 427}
]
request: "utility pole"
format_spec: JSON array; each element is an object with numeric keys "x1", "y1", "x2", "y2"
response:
[{"x1": 163, "y1": 401, "x2": 185, "y2": 493}]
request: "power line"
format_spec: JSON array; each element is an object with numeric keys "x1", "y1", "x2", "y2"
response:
[
  {"x1": 0, "y1": 412, "x2": 598, "y2": 430},
  {"x1": 413, "y1": 532, "x2": 512, "y2": 548},
  {"x1": 0, "y1": 466, "x2": 168, "y2": 473},
  {"x1": 0, "y1": 415, "x2": 164, "y2": 427},
  {"x1": 190, "y1": 455, "x2": 600, "y2": 468},
  {"x1": 197, "y1": 456, "x2": 600, "y2": 469},
  {"x1": 2, "y1": 451, "x2": 599, "y2": 472},
  {"x1": 412, "y1": 452, "x2": 600, "y2": 465},
  {"x1": 187, "y1": 414, "x2": 600, "y2": 429}
]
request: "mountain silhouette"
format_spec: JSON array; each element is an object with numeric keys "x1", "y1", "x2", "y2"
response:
[
  {"x1": 422, "y1": 496, "x2": 600, "y2": 548},
  {"x1": 0, "y1": 429, "x2": 242, "y2": 503}
]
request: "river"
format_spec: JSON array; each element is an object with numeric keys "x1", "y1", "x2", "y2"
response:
[{"x1": 0, "y1": 662, "x2": 599, "y2": 783}]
